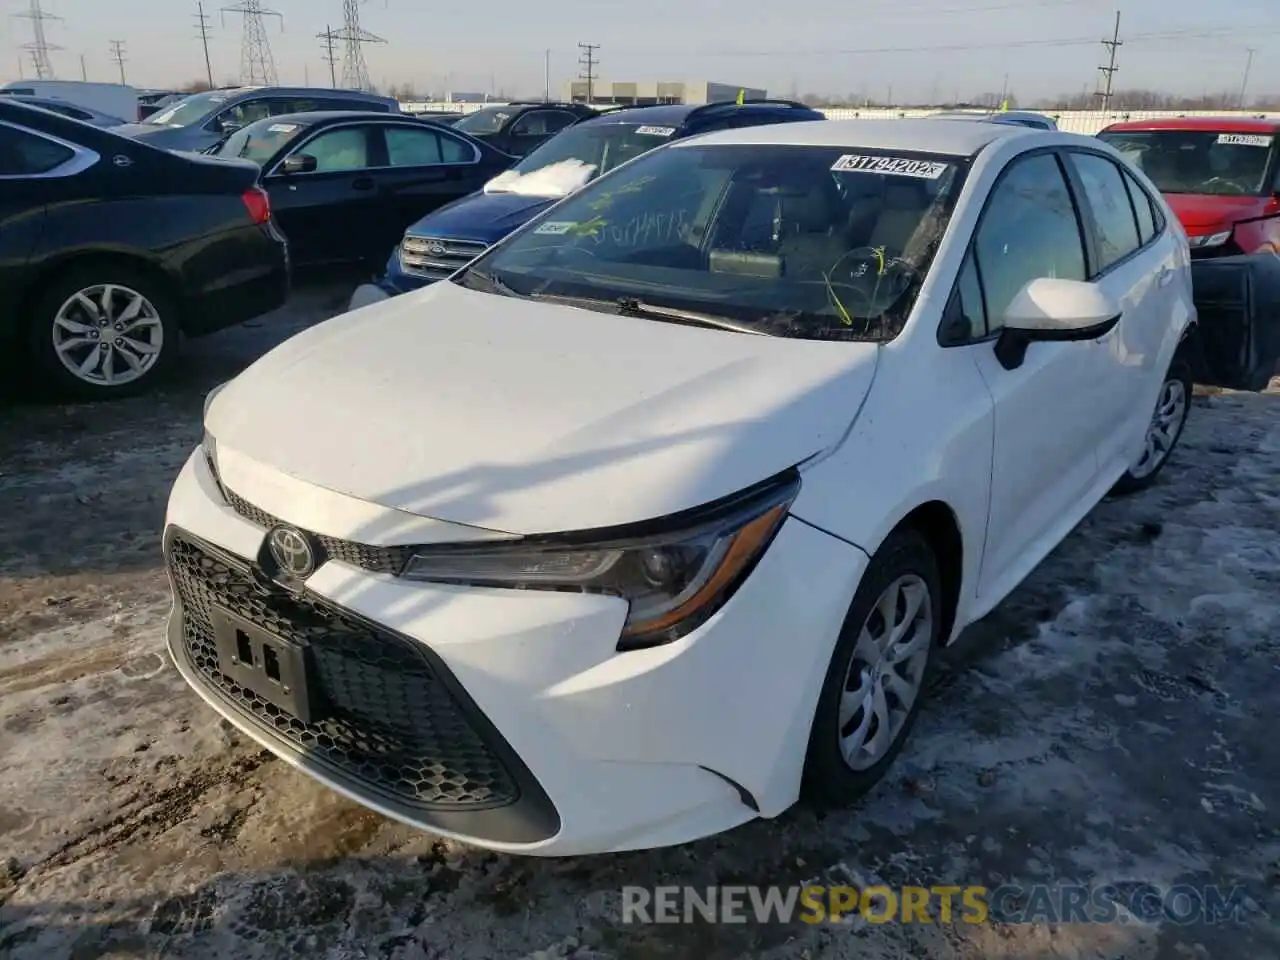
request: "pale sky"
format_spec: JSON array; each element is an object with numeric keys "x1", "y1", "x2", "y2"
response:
[{"x1": 4, "y1": 0, "x2": 1278, "y2": 103}]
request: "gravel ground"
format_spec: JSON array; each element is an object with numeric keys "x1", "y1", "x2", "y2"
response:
[{"x1": 0, "y1": 282, "x2": 1277, "y2": 960}]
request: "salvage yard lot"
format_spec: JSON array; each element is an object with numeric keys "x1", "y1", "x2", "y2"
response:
[{"x1": 1, "y1": 281, "x2": 1278, "y2": 960}]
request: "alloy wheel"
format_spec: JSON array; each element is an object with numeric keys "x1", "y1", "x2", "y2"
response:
[
  {"x1": 838, "y1": 574, "x2": 933, "y2": 771},
  {"x1": 51, "y1": 284, "x2": 165, "y2": 388},
  {"x1": 1129, "y1": 378, "x2": 1187, "y2": 480}
]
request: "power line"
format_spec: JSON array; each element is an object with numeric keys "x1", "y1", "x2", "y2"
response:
[
  {"x1": 14, "y1": 0, "x2": 63, "y2": 80},
  {"x1": 578, "y1": 42, "x2": 600, "y2": 103},
  {"x1": 1096, "y1": 9, "x2": 1122, "y2": 109},
  {"x1": 194, "y1": 0, "x2": 215, "y2": 88},
  {"x1": 318, "y1": 24, "x2": 339, "y2": 88},
  {"x1": 221, "y1": 0, "x2": 282, "y2": 87},
  {"x1": 108, "y1": 39, "x2": 127, "y2": 85}
]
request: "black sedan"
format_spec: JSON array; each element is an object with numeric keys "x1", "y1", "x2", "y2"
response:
[
  {"x1": 0, "y1": 98, "x2": 288, "y2": 400},
  {"x1": 208, "y1": 111, "x2": 516, "y2": 266}
]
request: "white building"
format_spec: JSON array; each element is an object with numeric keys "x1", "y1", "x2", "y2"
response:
[{"x1": 561, "y1": 79, "x2": 768, "y2": 106}]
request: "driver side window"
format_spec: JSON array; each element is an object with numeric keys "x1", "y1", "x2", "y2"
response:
[{"x1": 970, "y1": 153, "x2": 1087, "y2": 335}]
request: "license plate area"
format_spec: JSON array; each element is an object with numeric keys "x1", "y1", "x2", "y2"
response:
[{"x1": 211, "y1": 606, "x2": 323, "y2": 724}]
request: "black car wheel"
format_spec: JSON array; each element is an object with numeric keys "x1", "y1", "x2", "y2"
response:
[
  {"x1": 29, "y1": 263, "x2": 179, "y2": 400},
  {"x1": 1111, "y1": 356, "x2": 1193, "y2": 495}
]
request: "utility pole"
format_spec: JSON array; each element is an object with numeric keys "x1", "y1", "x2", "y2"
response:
[
  {"x1": 544, "y1": 49, "x2": 551, "y2": 102},
  {"x1": 577, "y1": 42, "x2": 599, "y2": 104},
  {"x1": 79, "y1": 53, "x2": 87, "y2": 80},
  {"x1": 1096, "y1": 10, "x2": 1122, "y2": 111},
  {"x1": 195, "y1": 0, "x2": 215, "y2": 89},
  {"x1": 222, "y1": 0, "x2": 283, "y2": 87},
  {"x1": 319, "y1": 24, "x2": 339, "y2": 87},
  {"x1": 1238, "y1": 47, "x2": 1255, "y2": 109},
  {"x1": 109, "y1": 39, "x2": 127, "y2": 85},
  {"x1": 323, "y1": 0, "x2": 387, "y2": 93}
]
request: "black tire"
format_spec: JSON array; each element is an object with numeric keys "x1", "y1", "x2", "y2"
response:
[
  {"x1": 801, "y1": 527, "x2": 942, "y2": 809},
  {"x1": 27, "y1": 262, "x2": 180, "y2": 401},
  {"x1": 1110, "y1": 356, "x2": 1193, "y2": 496}
]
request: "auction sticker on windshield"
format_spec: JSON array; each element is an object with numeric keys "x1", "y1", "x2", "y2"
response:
[
  {"x1": 831, "y1": 154, "x2": 948, "y2": 178},
  {"x1": 1216, "y1": 133, "x2": 1273, "y2": 147},
  {"x1": 635, "y1": 126, "x2": 676, "y2": 137},
  {"x1": 268, "y1": 123, "x2": 299, "y2": 133},
  {"x1": 533, "y1": 221, "x2": 577, "y2": 235}
]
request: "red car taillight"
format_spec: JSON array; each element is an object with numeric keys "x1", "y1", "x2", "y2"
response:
[{"x1": 241, "y1": 186, "x2": 271, "y2": 225}]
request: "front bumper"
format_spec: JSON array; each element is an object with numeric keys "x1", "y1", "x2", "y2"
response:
[{"x1": 162, "y1": 447, "x2": 867, "y2": 854}]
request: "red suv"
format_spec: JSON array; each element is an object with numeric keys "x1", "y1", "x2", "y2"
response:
[{"x1": 1097, "y1": 117, "x2": 1280, "y2": 257}]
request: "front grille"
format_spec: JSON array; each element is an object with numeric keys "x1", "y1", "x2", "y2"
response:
[
  {"x1": 399, "y1": 235, "x2": 489, "y2": 280},
  {"x1": 167, "y1": 533, "x2": 520, "y2": 810},
  {"x1": 223, "y1": 486, "x2": 415, "y2": 577}
]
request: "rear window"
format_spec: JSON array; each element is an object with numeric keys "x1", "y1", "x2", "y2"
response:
[
  {"x1": 453, "y1": 107, "x2": 514, "y2": 136},
  {"x1": 1098, "y1": 128, "x2": 1277, "y2": 196}
]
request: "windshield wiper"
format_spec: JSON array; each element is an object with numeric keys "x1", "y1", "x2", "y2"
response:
[{"x1": 614, "y1": 297, "x2": 769, "y2": 336}]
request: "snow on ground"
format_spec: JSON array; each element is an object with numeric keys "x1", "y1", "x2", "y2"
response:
[{"x1": 0, "y1": 283, "x2": 1277, "y2": 959}]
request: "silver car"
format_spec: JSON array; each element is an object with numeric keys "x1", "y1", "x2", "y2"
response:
[{"x1": 109, "y1": 86, "x2": 402, "y2": 152}]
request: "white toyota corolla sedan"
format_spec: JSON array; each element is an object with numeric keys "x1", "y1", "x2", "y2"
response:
[{"x1": 166, "y1": 118, "x2": 1196, "y2": 855}]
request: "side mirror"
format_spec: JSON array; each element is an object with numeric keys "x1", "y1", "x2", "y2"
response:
[
  {"x1": 281, "y1": 154, "x2": 318, "y2": 175},
  {"x1": 994, "y1": 277, "x2": 1122, "y2": 371}
]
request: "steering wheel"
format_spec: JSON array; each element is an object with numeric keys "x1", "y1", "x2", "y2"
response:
[{"x1": 1199, "y1": 176, "x2": 1249, "y2": 195}]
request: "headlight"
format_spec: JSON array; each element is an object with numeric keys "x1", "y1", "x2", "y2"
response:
[
  {"x1": 401, "y1": 473, "x2": 800, "y2": 650},
  {"x1": 1189, "y1": 230, "x2": 1231, "y2": 249}
]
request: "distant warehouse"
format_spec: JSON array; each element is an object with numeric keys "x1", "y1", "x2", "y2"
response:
[{"x1": 562, "y1": 79, "x2": 768, "y2": 106}]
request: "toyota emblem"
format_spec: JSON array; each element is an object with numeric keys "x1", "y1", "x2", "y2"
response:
[
  {"x1": 424, "y1": 241, "x2": 447, "y2": 256},
  {"x1": 267, "y1": 525, "x2": 316, "y2": 578}
]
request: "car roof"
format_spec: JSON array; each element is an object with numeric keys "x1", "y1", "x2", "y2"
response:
[
  {"x1": 1100, "y1": 116, "x2": 1280, "y2": 134},
  {"x1": 255, "y1": 110, "x2": 422, "y2": 125},
  {"x1": 678, "y1": 117, "x2": 1039, "y2": 155},
  {"x1": 580, "y1": 100, "x2": 823, "y2": 130}
]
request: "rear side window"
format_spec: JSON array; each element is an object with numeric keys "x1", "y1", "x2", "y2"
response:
[
  {"x1": 1067, "y1": 152, "x2": 1141, "y2": 273},
  {"x1": 0, "y1": 126, "x2": 76, "y2": 175},
  {"x1": 1120, "y1": 168, "x2": 1158, "y2": 245}
]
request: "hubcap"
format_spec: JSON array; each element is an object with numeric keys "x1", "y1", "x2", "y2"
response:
[
  {"x1": 51, "y1": 284, "x2": 164, "y2": 387},
  {"x1": 838, "y1": 574, "x2": 933, "y2": 771},
  {"x1": 1129, "y1": 378, "x2": 1187, "y2": 480}
]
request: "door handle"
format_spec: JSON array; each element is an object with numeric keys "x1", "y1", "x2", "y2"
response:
[
  {"x1": 351, "y1": 176, "x2": 376, "y2": 191},
  {"x1": 1157, "y1": 265, "x2": 1173, "y2": 287}
]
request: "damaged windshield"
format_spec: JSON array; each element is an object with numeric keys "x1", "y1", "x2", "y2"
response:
[
  {"x1": 484, "y1": 122, "x2": 680, "y2": 198},
  {"x1": 1098, "y1": 129, "x2": 1277, "y2": 196},
  {"x1": 212, "y1": 118, "x2": 311, "y2": 163},
  {"x1": 458, "y1": 143, "x2": 967, "y2": 341}
]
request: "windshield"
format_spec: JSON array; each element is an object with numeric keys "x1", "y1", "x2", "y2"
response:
[
  {"x1": 1098, "y1": 129, "x2": 1277, "y2": 196},
  {"x1": 213, "y1": 118, "x2": 311, "y2": 164},
  {"x1": 484, "y1": 122, "x2": 679, "y2": 198},
  {"x1": 453, "y1": 106, "x2": 513, "y2": 136},
  {"x1": 148, "y1": 91, "x2": 231, "y2": 128},
  {"x1": 458, "y1": 143, "x2": 966, "y2": 342}
]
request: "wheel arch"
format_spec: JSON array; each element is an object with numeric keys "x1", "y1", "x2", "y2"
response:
[
  {"x1": 18, "y1": 248, "x2": 188, "y2": 346},
  {"x1": 882, "y1": 500, "x2": 965, "y2": 647}
]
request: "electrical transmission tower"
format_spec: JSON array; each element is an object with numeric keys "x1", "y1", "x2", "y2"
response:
[
  {"x1": 577, "y1": 42, "x2": 600, "y2": 103},
  {"x1": 15, "y1": 0, "x2": 63, "y2": 80},
  {"x1": 221, "y1": 0, "x2": 283, "y2": 87},
  {"x1": 194, "y1": 0, "x2": 215, "y2": 88},
  {"x1": 320, "y1": 1, "x2": 386, "y2": 92},
  {"x1": 108, "y1": 39, "x2": 127, "y2": 84},
  {"x1": 1095, "y1": 10, "x2": 1122, "y2": 110}
]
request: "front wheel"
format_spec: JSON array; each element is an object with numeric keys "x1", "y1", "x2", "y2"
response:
[
  {"x1": 28, "y1": 264, "x2": 179, "y2": 401},
  {"x1": 1111, "y1": 357, "x2": 1193, "y2": 496},
  {"x1": 801, "y1": 527, "x2": 942, "y2": 808}
]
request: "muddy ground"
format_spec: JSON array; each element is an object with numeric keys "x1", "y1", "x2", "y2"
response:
[{"x1": 0, "y1": 281, "x2": 1277, "y2": 960}]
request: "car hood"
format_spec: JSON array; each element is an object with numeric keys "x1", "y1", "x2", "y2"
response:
[
  {"x1": 208, "y1": 281, "x2": 880, "y2": 536},
  {"x1": 1164, "y1": 193, "x2": 1271, "y2": 232},
  {"x1": 404, "y1": 191, "x2": 557, "y2": 244}
]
